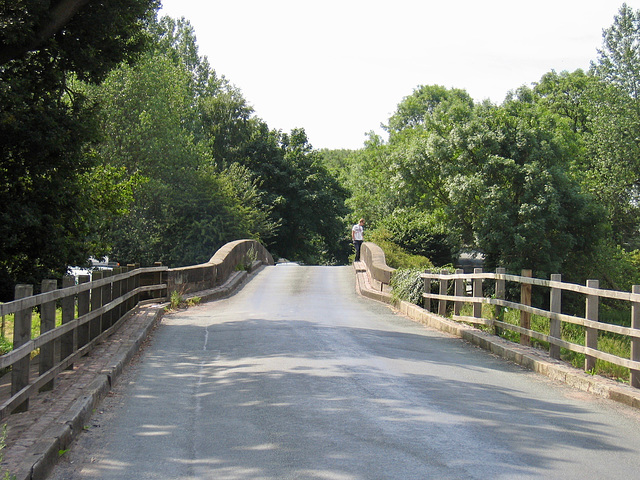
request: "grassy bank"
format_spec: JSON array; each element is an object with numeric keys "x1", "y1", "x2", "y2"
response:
[{"x1": 460, "y1": 303, "x2": 630, "y2": 382}]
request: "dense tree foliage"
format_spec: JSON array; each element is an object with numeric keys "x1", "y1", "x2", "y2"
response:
[
  {"x1": 5, "y1": 2, "x2": 640, "y2": 300},
  {"x1": 87, "y1": 16, "x2": 349, "y2": 267},
  {"x1": 0, "y1": 0, "x2": 158, "y2": 75},
  {"x1": 331, "y1": 3, "x2": 640, "y2": 285},
  {"x1": 0, "y1": 0, "x2": 158, "y2": 299},
  {"x1": 0, "y1": 6, "x2": 349, "y2": 299},
  {"x1": 342, "y1": 84, "x2": 603, "y2": 278},
  {"x1": 86, "y1": 50, "x2": 274, "y2": 266},
  {"x1": 588, "y1": 3, "x2": 640, "y2": 248},
  {"x1": 238, "y1": 128, "x2": 350, "y2": 263},
  {"x1": 449, "y1": 94, "x2": 604, "y2": 278}
]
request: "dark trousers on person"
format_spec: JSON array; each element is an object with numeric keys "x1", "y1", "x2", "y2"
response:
[{"x1": 354, "y1": 240, "x2": 363, "y2": 262}]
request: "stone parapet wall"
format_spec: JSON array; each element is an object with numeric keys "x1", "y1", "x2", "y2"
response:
[
  {"x1": 166, "y1": 239, "x2": 274, "y2": 295},
  {"x1": 360, "y1": 242, "x2": 395, "y2": 292}
]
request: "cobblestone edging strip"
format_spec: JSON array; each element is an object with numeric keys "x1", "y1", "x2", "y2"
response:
[
  {"x1": 353, "y1": 263, "x2": 640, "y2": 411},
  {"x1": 2, "y1": 305, "x2": 164, "y2": 480}
]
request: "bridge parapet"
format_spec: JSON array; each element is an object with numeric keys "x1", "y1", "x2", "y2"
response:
[
  {"x1": 167, "y1": 239, "x2": 274, "y2": 295},
  {"x1": 360, "y1": 242, "x2": 395, "y2": 292}
]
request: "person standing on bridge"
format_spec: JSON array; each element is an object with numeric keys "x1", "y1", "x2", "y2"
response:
[{"x1": 352, "y1": 218, "x2": 365, "y2": 262}]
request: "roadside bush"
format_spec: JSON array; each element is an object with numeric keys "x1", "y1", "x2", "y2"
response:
[
  {"x1": 367, "y1": 228, "x2": 433, "y2": 269},
  {"x1": 378, "y1": 207, "x2": 458, "y2": 266},
  {"x1": 391, "y1": 268, "x2": 426, "y2": 305},
  {"x1": 563, "y1": 241, "x2": 640, "y2": 316}
]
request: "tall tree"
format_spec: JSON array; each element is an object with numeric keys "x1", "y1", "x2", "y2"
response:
[
  {"x1": 445, "y1": 93, "x2": 604, "y2": 278},
  {"x1": 343, "y1": 132, "x2": 396, "y2": 224},
  {"x1": 1, "y1": 0, "x2": 92, "y2": 65},
  {"x1": 589, "y1": 3, "x2": 640, "y2": 247},
  {"x1": 594, "y1": 3, "x2": 640, "y2": 103},
  {"x1": 241, "y1": 128, "x2": 350, "y2": 263},
  {"x1": 0, "y1": 0, "x2": 158, "y2": 299},
  {"x1": 90, "y1": 45, "x2": 275, "y2": 266},
  {"x1": 0, "y1": 0, "x2": 158, "y2": 80},
  {"x1": 347, "y1": 84, "x2": 604, "y2": 275},
  {"x1": 385, "y1": 85, "x2": 474, "y2": 138},
  {"x1": 533, "y1": 69, "x2": 594, "y2": 134}
]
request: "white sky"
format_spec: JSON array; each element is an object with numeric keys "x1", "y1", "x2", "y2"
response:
[{"x1": 158, "y1": 0, "x2": 639, "y2": 150}]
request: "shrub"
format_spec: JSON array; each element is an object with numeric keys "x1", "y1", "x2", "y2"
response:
[
  {"x1": 379, "y1": 207, "x2": 459, "y2": 266},
  {"x1": 169, "y1": 290, "x2": 183, "y2": 309},
  {"x1": 368, "y1": 228, "x2": 433, "y2": 269},
  {"x1": 391, "y1": 268, "x2": 427, "y2": 305}
]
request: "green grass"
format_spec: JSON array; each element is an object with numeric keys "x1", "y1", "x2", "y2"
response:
[
  {"x1": 365, "y1": 230, "x2": 433, "y2": 269},
  {"x1": 0, "y1": 423, "x2": 15, "y2": 480},
  {"x1": 0, "y1": 308, "x2": 65, "y2": 355},
  {"x1": 166, "y1": 291, "x2": 201, "y2": 312},
  {"x1": 457, "y1": 302, "x2": 632, "y2": 383}
]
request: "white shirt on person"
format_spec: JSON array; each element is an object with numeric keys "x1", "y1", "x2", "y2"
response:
[{"x1": 352, "y1": 224, "x2": 364, "y2": 241}]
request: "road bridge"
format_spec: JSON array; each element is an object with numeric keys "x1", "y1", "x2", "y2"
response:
[{"x1": 44, "y1": 263, "x2": 640, "y2": 480}]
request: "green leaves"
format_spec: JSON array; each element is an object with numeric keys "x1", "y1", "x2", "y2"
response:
[
  {"x1": 82, "y1": 15, "x2": 350, "y2": 267},
  {"x1": 0, "y1": 0, "x2": 161, "y2": 298},
  {"x1": 90, "y1": 44, "x2": 276, "y2": 266},
  {"x1": 445, "y1": 101, "x2": 602, "y2": 277},
  {"x1": 340, "y1": 82, "x2": 604, "y2": 278},
  {"x1": 594, "y1": 3, "x2": 640, "y2": 101},
  {"x1": 385, "y1": 85, "x2": 474, "y2": 137},
  {"x1": 251, "y1": 128, "x2": 349, "y2": 263},
  {"x1": 580, "y1": 4, "x2": 640, "y2": 247}
]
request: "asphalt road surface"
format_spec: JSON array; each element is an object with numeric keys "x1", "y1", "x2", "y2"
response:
[{"x1": 50, "y1": 265, "x2": 640, "y2": 479}]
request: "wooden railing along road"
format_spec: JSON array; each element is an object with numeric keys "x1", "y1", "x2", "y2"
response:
[
  {"x1": 355, "y1": 241, "x2": 640, "y2": 390},
  {"x1": 422, "y1": 268, "x2": 640, "y2": 388},
  {"x1": 0, "y1": 239, "x2": 273, "y2": 421},
  {"x1": 0, "y1": 265, "x2": 165, "y2": 421}
]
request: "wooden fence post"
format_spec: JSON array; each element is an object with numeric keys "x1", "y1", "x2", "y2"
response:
[
  {"x1": 495, "y1": 267, "x2": 506, "y2": 336},
  {"x1": 101, "y1": 270, "x2": 113, "y2": 331},
  {"x1": 520, "y1": 269, "x2": 532, "y2": 346},
  {"x1": 127, "y1": 264, "x2": 137, "y2": 312},
  {"x1": 39, "y1": 279, "x2": 57, "y2": 391},
  {"x1": 438, "y1": 271, "x2": 449, "y2": 316},
  {"x1": 473, "y1": 268, "x2": 483, "y2": 320},
  {"x1": 77, "y1": 275, "x2": 90, "y2": 350},
  {"x1": 90, "y1": 270, "x2": 103, "y2": 341},
  {"x1": 134, "y1": 263, "x2": 141, "y2": 304},
  {"x1": 585, "y1": 279, "x2": 599, "y2": 372},
  {"x1": 454, "y1": 269, "x2": 464, "y2": 316},
  {"x1": 153, "y1": 262, "x2": 163, "y2": 299},
  {"x1": 631, "y1": 285, "x2": 640, "y2": 388},
  {"x1": 61, "y1": 275, "x2": 75, "y2": 369},
  {"x1": 423, "y1": 270, "x2": 431, "y2": 313},
  {"x1": 549, "y1": 274, "x2": 562, "y2": 360},
  {"x1": 112, "y1": 267, "x2": 123, "y2": 323},
  {"x1": 12, "y1": 284, "x2": 32, "y2": 412}
]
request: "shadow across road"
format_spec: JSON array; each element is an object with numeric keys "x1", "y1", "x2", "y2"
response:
[{"x1": 68, "y1": 314, "x2": 640, "y2": 480}]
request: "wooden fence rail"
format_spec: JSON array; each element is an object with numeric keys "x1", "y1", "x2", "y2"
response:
[
  {"x1": 0, "y1": 238, "x2": 274, "y2": 421},
  {"x1": 421, "y1": 268, "x2": 640, "y2": 388},
  {"x1": 0, "y1": 266, "x2": 167, "y2": 420}
]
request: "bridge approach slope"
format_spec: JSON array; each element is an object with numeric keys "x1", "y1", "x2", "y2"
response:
[{"x1": 44, "y1": 264, "x2": 640, "y2": 480}]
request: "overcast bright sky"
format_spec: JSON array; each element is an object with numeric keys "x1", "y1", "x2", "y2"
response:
[{"x1": 158, "y1": 1, "x2": 639, "y2": 150}]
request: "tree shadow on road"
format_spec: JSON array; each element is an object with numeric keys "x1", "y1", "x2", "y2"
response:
[{"x1": 62, "y1": 314, "x2": 640, "y2": 480}]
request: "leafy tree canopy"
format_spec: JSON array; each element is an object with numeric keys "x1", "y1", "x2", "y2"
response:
[
  {"x1": 584, "y1": 3, "x2": 640, "y2": 248},
  {"x1": 0, "y1": 0, "x2": 159, "y2": 299},
  {"x1": 1, "y1": 0, "x2": 158, "y2": 80}
]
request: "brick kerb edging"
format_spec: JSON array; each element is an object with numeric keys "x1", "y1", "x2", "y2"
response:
[
  {"x1": 352, "y1": 263, "x2": 640, "y2": 411},
  {"x1": 8, "y1": 266, "x2": 260, "y2": 480}
]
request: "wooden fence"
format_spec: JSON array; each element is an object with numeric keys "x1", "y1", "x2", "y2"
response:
[
  {"x1": 421, "y1": 268, "x2": 640, "y2": 388},
  {"x1": 0, "y1": 238, "x2": 274, "y2": 421},
  {"x1": 0, "y1": 265, "x2": 167, "y2": 421}
]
